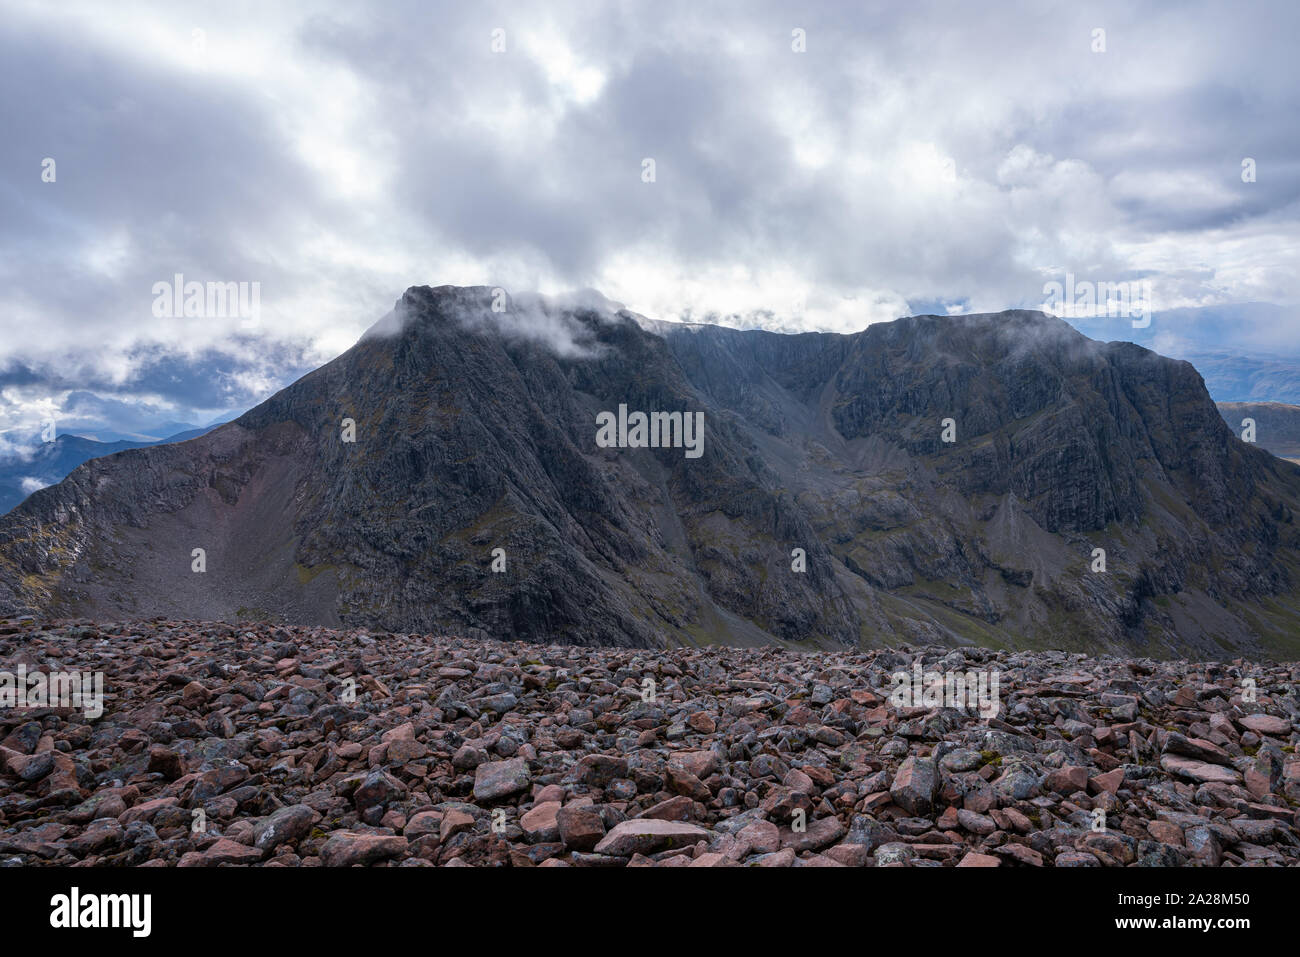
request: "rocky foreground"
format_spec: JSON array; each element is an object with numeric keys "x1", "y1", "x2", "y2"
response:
[{"x1": 1, "y1": 619, "x2": 1298, "y2": 867}]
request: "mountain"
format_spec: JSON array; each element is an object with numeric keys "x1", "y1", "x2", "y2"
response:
[
  {"x1": 1066, "y1": 303, "x2": 1300, "y2": 404},
  {"x1": 1217, "y1": 402, "x2": 1300, "y2": 463},
  {"x1": 1195, "y1": 354, "x2": 1300, "y2": 405},
  {"x1": 2, "y1": 285, "x2": 1300, "y2": 657},
  {"x1": 64, "y1": 423, "x2": 203, "y2": 444},
  {"x1": 0, "y1": 427, "x2": 214, "y2": 516}
]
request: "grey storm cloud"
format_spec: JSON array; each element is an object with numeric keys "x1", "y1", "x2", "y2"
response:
[{"x1": 1, "y1": 0, "x2": 1298, "y2": 442}]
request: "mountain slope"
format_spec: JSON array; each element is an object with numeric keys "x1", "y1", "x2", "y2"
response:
[{"x1": 2, "y1": 286, "x2": 1299, "y2": 657}]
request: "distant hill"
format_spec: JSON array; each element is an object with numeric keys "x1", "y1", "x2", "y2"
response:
[
  {"x1": 0, "y1": 427, "x2": 212, "y2": 516},
  {"x1": 1187, "y1": 353, "x2": 1300, "y2": 406},
  {"x1": 63, "y1": 424, "x2": 204, "y2": 444},
  {"x1": 1067, "y1": 303, "x2": 1300, "y2": 404},
  {"x1": 1218, "y1": 402, "x2": 1300, "y2": 463}
]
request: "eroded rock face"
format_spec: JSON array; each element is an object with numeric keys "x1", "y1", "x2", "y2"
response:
[
  {"x1": 2, "y1": 286, "x2": 1300, "y2": 654},
  {"x1": 1, "y1": 618, "x2": 1297, "y2": 867}
]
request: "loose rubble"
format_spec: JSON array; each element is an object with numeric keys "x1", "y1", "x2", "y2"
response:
[{"x1": 1, "y1": 618, "x2": 1298, "y2": 867}]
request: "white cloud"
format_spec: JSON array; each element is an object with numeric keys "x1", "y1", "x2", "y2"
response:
[{"x1": 1, "y1": 0, "x2": 1298, "y2": 438}]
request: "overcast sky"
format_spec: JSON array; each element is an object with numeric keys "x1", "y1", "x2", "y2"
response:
[{"x1": 2, "y1": 0, "x2": 1299, "y2": 441}]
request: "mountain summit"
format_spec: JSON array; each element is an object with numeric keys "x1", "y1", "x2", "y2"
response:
[{"x1": 2, "y1": 285, "x2": 1299, "y2": 656}]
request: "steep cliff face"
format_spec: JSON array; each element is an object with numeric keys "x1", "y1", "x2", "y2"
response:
[{"x1": 2, "y1": 286, "x2": 1299, "y2": 656}]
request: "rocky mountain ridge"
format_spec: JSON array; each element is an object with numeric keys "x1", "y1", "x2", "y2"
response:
[{"x1": 2, "y1": 286, "x2": 1300, "y2": 656}]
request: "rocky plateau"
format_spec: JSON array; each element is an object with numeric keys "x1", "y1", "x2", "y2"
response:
[{"x1": 2, "y1": 617, "x2": 1297, "y2": 868}]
